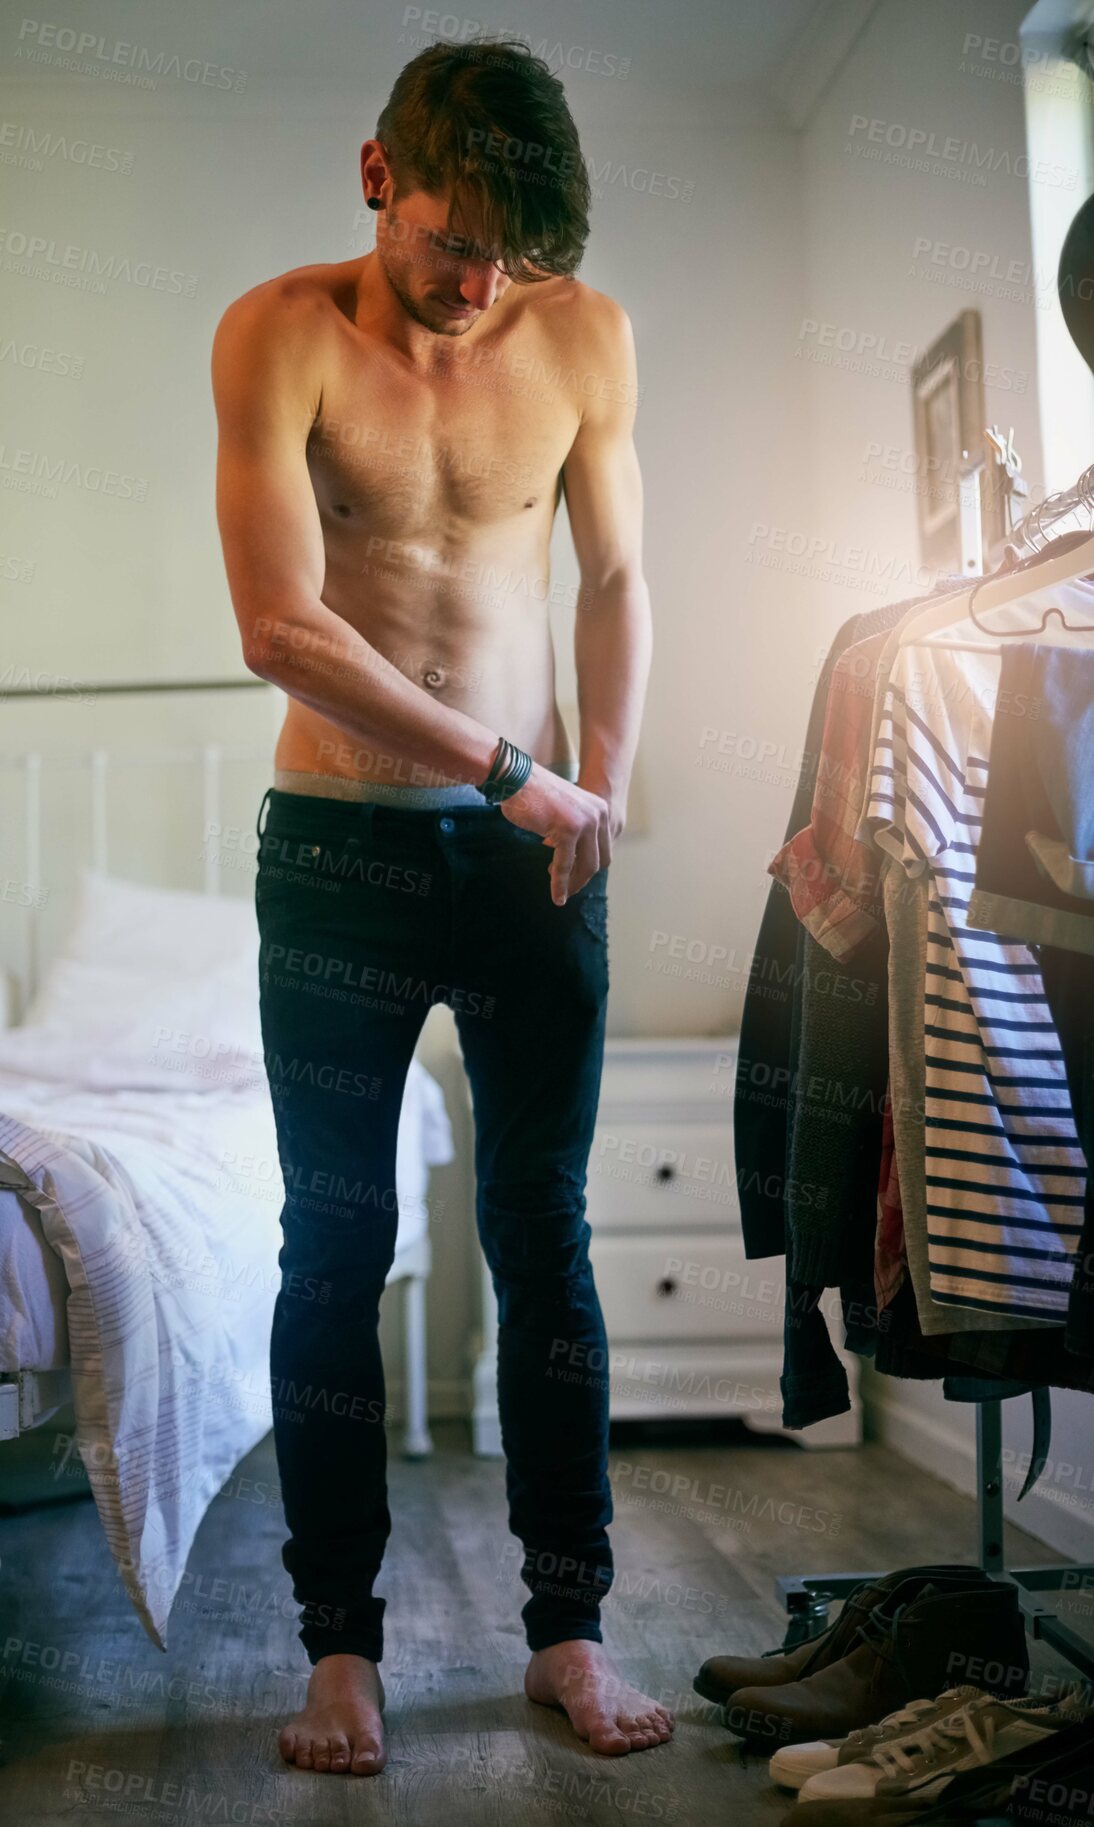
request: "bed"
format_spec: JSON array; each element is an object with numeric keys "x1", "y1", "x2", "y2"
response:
[{"x1": 0, "y1": 865, "x2": 454, "y2": 1652}]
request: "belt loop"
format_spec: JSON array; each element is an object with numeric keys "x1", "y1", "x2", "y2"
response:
[{"x1": 255, "y1": 787, "x2": 273, "y2": 845}]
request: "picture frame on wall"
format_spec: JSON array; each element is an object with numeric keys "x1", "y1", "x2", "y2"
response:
[{"x1": 911, "y1": 308, "x2": 1006, "y2": 573}]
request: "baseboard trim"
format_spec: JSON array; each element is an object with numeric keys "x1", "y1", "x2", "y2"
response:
[
  {"x1": 867, "y1": 1384, "x2": 1094, "y2": 1565},
  {"x1": 383, "y1": 1378, "x2": 469, "y2": 1423}
]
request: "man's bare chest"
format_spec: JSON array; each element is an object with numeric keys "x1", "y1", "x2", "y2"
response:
[{"x1": 305, "y1": 348, "x2": 581, "y2": 535}]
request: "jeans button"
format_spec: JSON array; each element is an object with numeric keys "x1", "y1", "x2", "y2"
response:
[{"x1": 439, "y1": 815, "x2": 455, "y2": 834}]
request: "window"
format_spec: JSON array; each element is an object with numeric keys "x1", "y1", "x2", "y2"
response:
[{"x1": 1021, "y1": 3, "x2": 1094, "y2": 492}]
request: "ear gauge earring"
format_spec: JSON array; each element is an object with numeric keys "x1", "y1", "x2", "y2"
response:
[{"x1": 366, "y1": 197, "x2": 383, "y2": 211}]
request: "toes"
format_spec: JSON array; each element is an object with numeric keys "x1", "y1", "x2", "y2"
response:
[
  {"x1": 351, "y1": 1741, "x2": 385, "y2": 1775},
  {"x1": 586, "y1": 1715, "x2": 632, "y2": 1755},
  {"x1": 278, "y1": 1714, "x2": 384, "y2": 1777},
  {"x1": 615, "y1": 1708, "x2": 672, "y2": 1750}
]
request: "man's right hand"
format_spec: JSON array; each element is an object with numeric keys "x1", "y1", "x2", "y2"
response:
[{"x1": 500, "y1": 765, "x2": 612, "y2": 904}]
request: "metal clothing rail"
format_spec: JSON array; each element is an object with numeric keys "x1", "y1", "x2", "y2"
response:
[
  {"x1": 958, "y1": 435, "x2": 1094, "y2": 577},
  {"x1": 970, "y1": 450, "x2": 1094, "y2": 1674},
  {"x1": 777, "y1": 1400, "x2": 1094, "y2": 1684},
  {"x1": 777, "y1": 450, "x2": 1094, "y2": 1686}
]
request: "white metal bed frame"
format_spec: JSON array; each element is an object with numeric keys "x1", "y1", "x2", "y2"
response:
[{"x1": 0, "y1": 681, "x2": 434, "y2": 1458}]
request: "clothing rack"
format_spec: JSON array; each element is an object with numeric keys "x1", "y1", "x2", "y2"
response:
[
  {"x1": 776, "y1": 1399, "x2": 1094, "y2": 1684},
  {"x1": 776, "y1": 446, "x2": 1094, "y2": 1689},
  {"x1": 958, "y1": 432, "x2": 1094, "y2": 578}
]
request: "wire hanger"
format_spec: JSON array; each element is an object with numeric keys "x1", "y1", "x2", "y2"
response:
[
  {"x1": 970, "y1": 464, "x2": 1094, "y2": 636},
  {"x1": 1004, "y1": 460, "x2": 1094, "y2": 559},
  {"x1": 920, "y1": 457, "x2": 1094, "y2": 651}
]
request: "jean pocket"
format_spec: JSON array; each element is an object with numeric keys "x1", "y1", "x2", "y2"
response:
[{"x1": 258, "y1": 825, "x2": 369, "y2": 890}]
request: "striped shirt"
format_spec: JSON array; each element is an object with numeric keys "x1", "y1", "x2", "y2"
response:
[{"x1": 865, "y1": 643, "x2": 1085, "y2": 1322}]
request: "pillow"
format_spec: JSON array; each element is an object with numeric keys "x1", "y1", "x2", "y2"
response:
[
  {"x1": 26, "y1": 869, "x2": 258, "y2": 1025},
  {"x1": 0, "y1": 953, "x2": 264, "y2": 1093},
  {"x1": 5, "y1": 871, "x2": 264, "y2": 1093}
]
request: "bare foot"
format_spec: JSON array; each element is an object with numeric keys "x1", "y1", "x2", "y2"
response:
[
  {"x1": 278, "y1": 1653, "x2": 386, "y2": 1776},
  {"x1": 525, "y1": 1641, "x2": 674, "y2": 1755}
]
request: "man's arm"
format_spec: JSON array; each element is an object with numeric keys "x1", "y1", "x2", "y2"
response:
[
  {"x1": 212, "y1": 284, "x2": 504, "y2": 792},
  {"x1": 561, "y1": 297, "x2": 652, "y2": 839}
]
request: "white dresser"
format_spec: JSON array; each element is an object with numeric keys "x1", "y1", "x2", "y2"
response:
[{"x1": 472, "y1": 1035, "x2": 862, "y2": 1453}]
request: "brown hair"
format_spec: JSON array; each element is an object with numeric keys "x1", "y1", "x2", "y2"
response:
[{"x1": 375, "y1": 36, "x2": 590, "y2": 282}]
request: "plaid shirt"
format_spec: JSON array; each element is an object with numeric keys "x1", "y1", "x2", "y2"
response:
[{"x1": 767, "y1": 631, "x2": 889, "y2": 962}]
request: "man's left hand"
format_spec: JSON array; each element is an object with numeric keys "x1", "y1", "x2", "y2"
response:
[{"x1": 577, "y1": 777, "x2": 626, "y2": 844}]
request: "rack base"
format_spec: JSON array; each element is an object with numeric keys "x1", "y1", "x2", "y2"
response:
[{"x1": 776, "y1": 1401, "x2": 1094, "y2": 1683}]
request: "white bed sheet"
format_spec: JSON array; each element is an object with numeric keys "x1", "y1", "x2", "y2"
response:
[
  {"x1": 0, "y1": 1059, "x2": 453, "y2": 1648},
  {"x1": 0, "y1": 1184, "x2": 69, "y2": 1373}
]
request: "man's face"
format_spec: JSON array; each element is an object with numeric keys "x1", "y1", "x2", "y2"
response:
[{"x1": 376, "y1": 185, "x2": 514, "y2": 336}]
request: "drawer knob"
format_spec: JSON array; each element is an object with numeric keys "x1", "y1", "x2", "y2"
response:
[
  {"x1": 656, "y1": 1276, "x2": 678, "y2": 1298},
  {"x1": 656, "y1": 1164, "x2": 675, "y2": 1183}
]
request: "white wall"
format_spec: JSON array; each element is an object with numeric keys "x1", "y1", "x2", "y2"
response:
[{"x1": 793, "y1": 0, "x2": 1094, "y2": 1561}]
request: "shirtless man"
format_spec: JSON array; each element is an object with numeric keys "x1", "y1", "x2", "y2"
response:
[{"x1": 212, "y1": 38, "x2": 662, "y2": 1776}]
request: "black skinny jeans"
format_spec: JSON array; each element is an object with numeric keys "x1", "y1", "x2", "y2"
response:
[{"x1": 254, "y1": 786, "x2": 614, "y2": 1665}]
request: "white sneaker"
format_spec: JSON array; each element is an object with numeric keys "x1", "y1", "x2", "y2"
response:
[
  {"x1": 768, "y1": 1686, "x2": 980, "y2": 1791},
  {"x1": 797, "y1": 1687, "x2": 1091, "y2": 1805}
]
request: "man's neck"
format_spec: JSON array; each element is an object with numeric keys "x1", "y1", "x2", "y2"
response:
[{"x1": 351, "y1": 251, "x2": 504, "y2": 370}]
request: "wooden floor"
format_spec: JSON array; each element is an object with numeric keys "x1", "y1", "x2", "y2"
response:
[{"x1": 1, "y1": 1418, "x2": 1089, "y2": 1826}]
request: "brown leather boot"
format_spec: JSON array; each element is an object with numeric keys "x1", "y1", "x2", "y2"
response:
[
  {"x1": 726, "y1": 1575, "x2": 1029, "y2": 1750},
  {"x1": 693, "y1": 1564, "x2": 989, "y2": 1707}
]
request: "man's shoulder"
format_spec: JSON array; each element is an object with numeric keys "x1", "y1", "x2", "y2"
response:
[
  {"x1": 217, "y1": 261, "x2": 343, "y2": 338},
  {"x1": 211, "y1": 265, "x2": 341, "y2": 421},
  {"x1": 528, "y1": 279, "x2": 635, "y2": 416},
  {"x1": 535, "y1": 276, "x2": 630, "y2": 336},
  {"x1": 529, "y1": 278, "x2": 633, "y2": 380}
]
